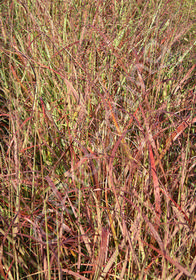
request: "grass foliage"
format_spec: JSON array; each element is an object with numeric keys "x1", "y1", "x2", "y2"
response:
[{"x1": 0, "y1": 0, "x2": 196, "y2": 279}]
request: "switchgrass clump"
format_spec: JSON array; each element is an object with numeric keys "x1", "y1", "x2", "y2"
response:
[{"x1": 0, "y1": 0, "x2": 195, "y2": 279}]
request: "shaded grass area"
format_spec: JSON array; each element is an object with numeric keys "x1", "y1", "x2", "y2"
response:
[{"x1": 0, "y1": 0, "x2": 196, "y2": 279}]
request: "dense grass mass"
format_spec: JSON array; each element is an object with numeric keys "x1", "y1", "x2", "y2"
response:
[{"x1": 0, "y1": 0, "x2": 196, "y2": 279}]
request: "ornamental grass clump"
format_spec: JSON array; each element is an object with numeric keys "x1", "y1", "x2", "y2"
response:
[{"x1": 0, "y1": 0, "x2": 195, "y2": 279}]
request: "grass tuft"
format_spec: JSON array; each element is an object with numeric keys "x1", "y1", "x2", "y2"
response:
[{"x1": 0, "y1": 0, "x2": 195, "y2": 279}]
